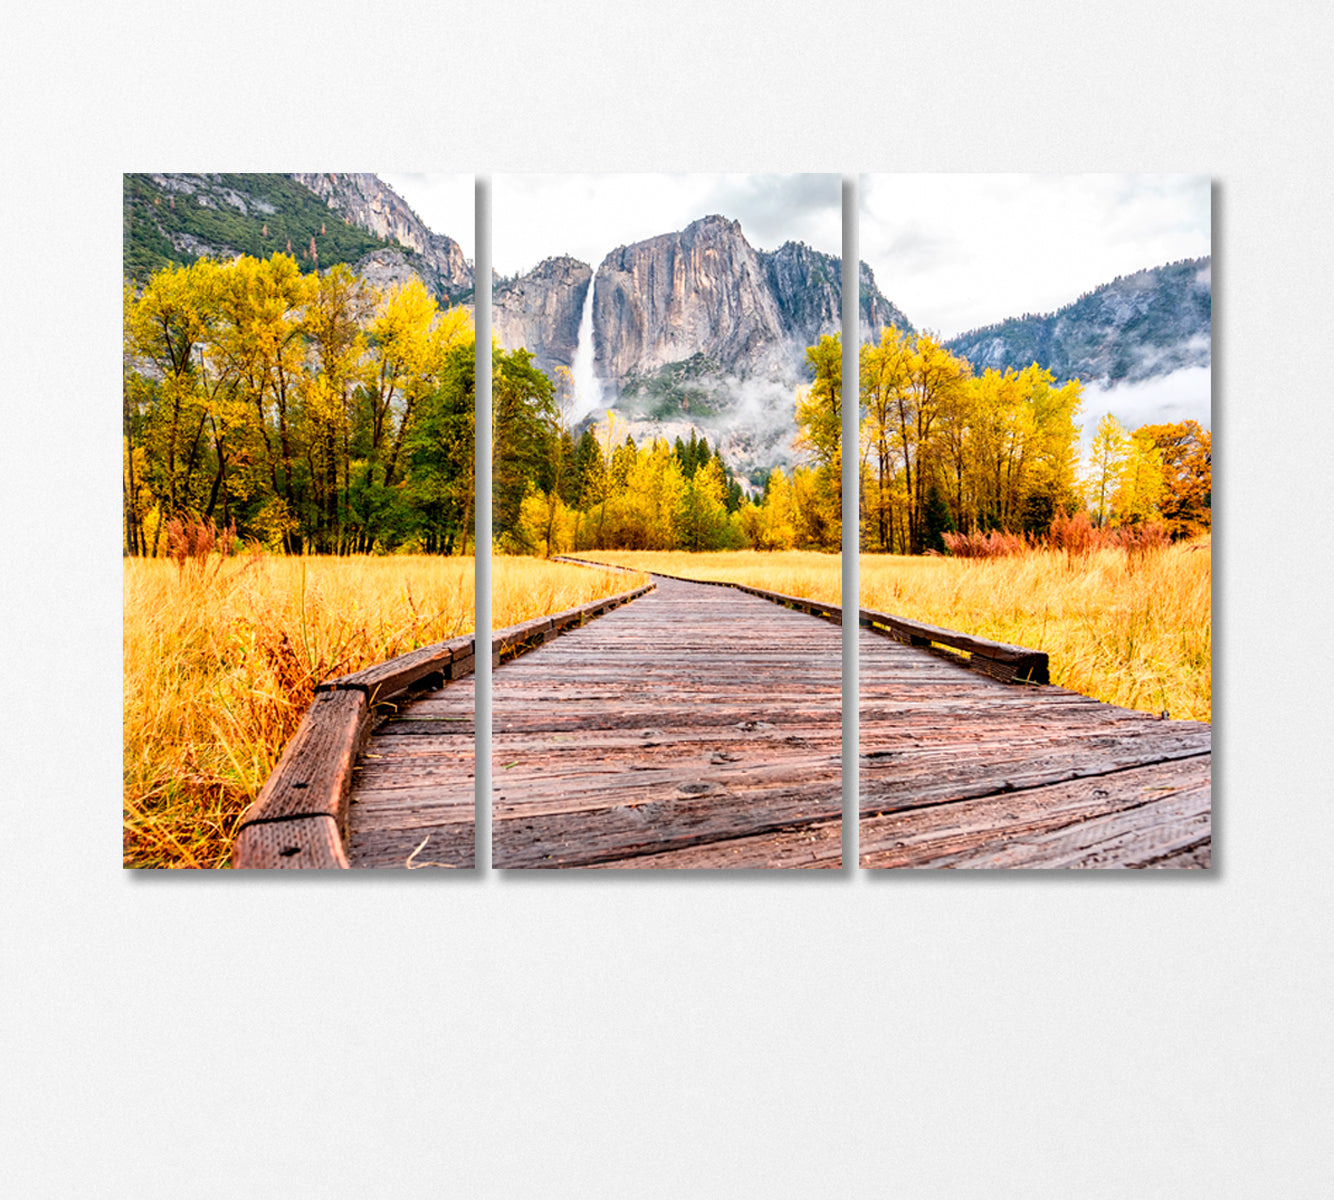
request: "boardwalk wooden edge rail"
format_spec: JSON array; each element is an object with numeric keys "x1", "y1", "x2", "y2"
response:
[
  {"x1": 857, "y1": 608, "x2": 1048, "y2": 684},
  {"x1": 557, "y1": 557, "x2": 1048, "y2": 684},
  {"x1": 231, "y1": 580, "x2": 655, "y2": 869}
]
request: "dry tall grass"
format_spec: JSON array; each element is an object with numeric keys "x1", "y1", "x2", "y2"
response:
[
  {"x1": 571, "y1": 550, "x2": 842, "y2": 605},
  {"x1": 491, "y1": 556, "x2": 648, "y2": 627},
  {"x1": 124, "y1": 553, "x2": 475, "y2": 869},
  {"x1": 862, "y1": 538, "x2": 1211, "y2": 721},
  {"x1": 126, "y1": 553, "x2": 638, "y2": 869}
]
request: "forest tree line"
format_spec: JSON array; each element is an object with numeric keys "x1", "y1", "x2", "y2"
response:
[
  {"x1": 493, "y1": 337, "x2": 844, "y2": 556},
  {"x1": 123, "y1": 253, "x2": 479, "y2": 555},
  {"x1": 493, "y1": 324, "x2": 1210, "y2": 559},
  {"x1": 857, "y1": 326, "x2": 1211, "y2": 553},
  {"x1": 123, "y1": 254, "x2": 1209, "y2": 561}
]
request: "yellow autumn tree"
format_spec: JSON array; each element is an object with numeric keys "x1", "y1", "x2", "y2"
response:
[
  {"x1": 1086, "y1": 413, "x2": 1128, "y2": 527},
  {"x1": 794, "y1": 333, "x2": 843, "y2": 551},
  {"x1": 1111, "y1": 428, "x2": 1166, "y2": 527}
]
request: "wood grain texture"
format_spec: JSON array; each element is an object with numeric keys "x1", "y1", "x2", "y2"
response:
[
  {"x1": 559, "y1": 558, "x2": 844, "y2": 625},
  {"x1": 232, "y1": 816, "x2": 349, "y2": 869},
  {"x1": 494, "y1": 584, "x2": 654, "y2": 662},
  {"x1": 339, "y1": 582, "x2": 653, "y2": 868},
  {"x1": 240, "y1": 581, "x2": 653, "y2": 869},
  {"x1": 235, "y1": 688, "x2": 370, "y2": 835},
  {"x1": 345, "y1": 674, "x2": 478, "y2": 870},
  {"x1": 344, "y1": 661, "x2": 480, "y2": 869},
  {"x1": 859, "y1": 623, "x2": 1212, "y2": 868},
  {"x1": 492, "y1": 574, "x2": 842, "y2": 869}
]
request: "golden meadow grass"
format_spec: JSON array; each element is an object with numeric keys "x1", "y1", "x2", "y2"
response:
[
  {"x1": 125, "y1": 543, "x2": 1206, "y2": 867},
  {"x1": 125, "y1": 553, "x2": 633, "y2": 869},
  {"x1": 860, "y1": 540, "x2": 1211, "y2": 722},
  {"x1": 491, "y1": 555, "x2": 648, "y2": 625},
  {"x1": 570, "y1": 544, "x2": 1210, "y2": 723}
]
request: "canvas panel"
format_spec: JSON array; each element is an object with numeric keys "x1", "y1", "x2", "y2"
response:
[
  {"x1": 856, "y1": 173, "x2": 1212, "y2": 869},
  {"x1": 490, "y1": 173, "x2": 846, "y2": 869},
  {"x1": 122, "y1": 172, "x2": 478, "y2": 870}
]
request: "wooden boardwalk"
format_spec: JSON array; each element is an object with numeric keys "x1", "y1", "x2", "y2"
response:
[
  {"x1": 237, "y1": 568, "x2": 1209, "y2": 871},
  {"x1": 858, "y1": 625, "x2": 1212, "y2": 868},
  {"x1": 344, "y1": 675, "x2": 477, "y2": 869},
  {"x1": 492, "y1": 575, "x2": 844, "y2": 868}
]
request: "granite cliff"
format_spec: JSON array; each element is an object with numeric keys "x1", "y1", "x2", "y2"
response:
[
  {"x1": 492, "y1": 256, "x2": 592, "y2": 376},
  {"x1": 289, "y1": 172, "x2": 473, "y2": 299},
  {"x1": 592, "y1": 215, "x2": 791, "y2": 385},
  {"x1": 490, "y1": 213, "x2": 912, "y2": 476}
]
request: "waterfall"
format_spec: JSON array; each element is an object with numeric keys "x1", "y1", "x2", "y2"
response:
[{"x1": 569, "y1": 270, "x2": 601, "y2": 423}]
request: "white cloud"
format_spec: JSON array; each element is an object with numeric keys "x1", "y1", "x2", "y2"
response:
[
  {"x1": 861, "y1": 174, "x2": 1211, "y2": 338},
  {"x1": 492, "y1": 173, "x2": 841, "y2": 278}
]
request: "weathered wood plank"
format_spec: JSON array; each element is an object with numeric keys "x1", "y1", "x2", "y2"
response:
[
  {"x1": 319, "y1": 635, "x2": 474, "y2": 704},
  {"x1": 860, "y1": 731, "x2": 1211, "y2": 814},
  {"x1": 347, "y1": 822, "x2": 475, "y2": 869},
  {"x1": 494, "y1": 785, "x2": 841, "y2": 868},
  {"x1": 491, "y1": 583, "x2": 654, "y2": 662},
  {"x1": 235, "y1": 688, "x2": 369, "y2": 841},
  {"x1": 311, "y1": 580, "x2": 653, "y2": 713},
  {"x1": 245, "y1": 576, "x2": 653, "y2": 868},
  {"x1": 858, "y1": 619, "x2": 1211, "y2": 868},
  {"x1": 339, "y1": 670, "x2": 477, "y2": 869},
  {"x1": 336, "y1": 582, "x2": 656, "y2": 868},
  {"x1": 493, "y1": 615, "x2": 553, "y2": 654},
  {"x1": 859, "y1": 755, "x2": 1211, "y2": 868},
  {"x1": 1133, "y1": 843, "x2": 1212, "y2": 869},
  {"x1": 588, "y1": 817, "x2": 843, "y2": 870},
  {"x1": 232, "y1": 816, "x2": 348, "y2": 869},
  {"x1": 860, "y1": 606, "x2": 1049, "y2": 682}
]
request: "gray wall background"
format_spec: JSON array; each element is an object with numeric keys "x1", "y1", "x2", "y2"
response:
[{"x1": 4, "y1": 2, "x2": 1330, "y2": 1195}]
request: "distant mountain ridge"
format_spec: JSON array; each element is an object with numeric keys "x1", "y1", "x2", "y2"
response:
[{"x1": 944, "y1": 257, "x2": 1211, "y2": 385}]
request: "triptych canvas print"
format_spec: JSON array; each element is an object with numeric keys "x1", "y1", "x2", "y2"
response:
[{"x1": 122, "y1": 172, "x2": 1212, "y2": 871}]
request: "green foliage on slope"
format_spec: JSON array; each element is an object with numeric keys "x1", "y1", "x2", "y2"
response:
[
  {"x1": 123, "y1": 173, "x2": 393, "y2": 282},
  {"x1": 619, "y1": 353, "x2": 728, "y2": 419}
]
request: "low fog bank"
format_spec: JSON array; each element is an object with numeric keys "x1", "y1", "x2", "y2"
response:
[
  {"x1": 1082, "y1": 364, "x2": 1211, "y2": 434},
  {"x1": 1078, "y1": 364, "x2": 1212, "y2": 466}
]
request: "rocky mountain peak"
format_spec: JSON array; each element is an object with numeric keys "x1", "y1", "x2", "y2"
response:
[
  {"x1": 491, "y1": 213, "x2": 924, "y2": 475},
  {"x1": 593, "y1": 215, "x2": 788, "y2": 385},
  {"x1": 289, "y1": 172, "x2": 473, "y2": 298},
  {"x1": 682, "y1": 213, "x2": 743, "y2": 237},
  {"x1": 859, "y1": 262, "x2": 915, "y2": 340}
]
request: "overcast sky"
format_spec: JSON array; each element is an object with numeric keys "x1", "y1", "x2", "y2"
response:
[
  {"x1": 378, "y1": 173, "x2": 476, "y2": 261},
  {"x1": 490, "y1": 174, "x2": 841, "y2": 278},
  {"x1": 861, "y1": 174, "x2": 1212, "y2": 339}
]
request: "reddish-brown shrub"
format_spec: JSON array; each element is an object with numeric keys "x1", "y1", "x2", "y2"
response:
[
  {"x1": 942, "y1": 529, "x2": 1029, "y2": 559},
  {"x1": 1048, "y1": 510, "x2": 1097, "y2": 557},
  {"x1": 165, "y1": 516, "x2": 237, "y2": 575},
  {"x1": 1116, "y1": 521, "x2": 1170, "y2": 565}
]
